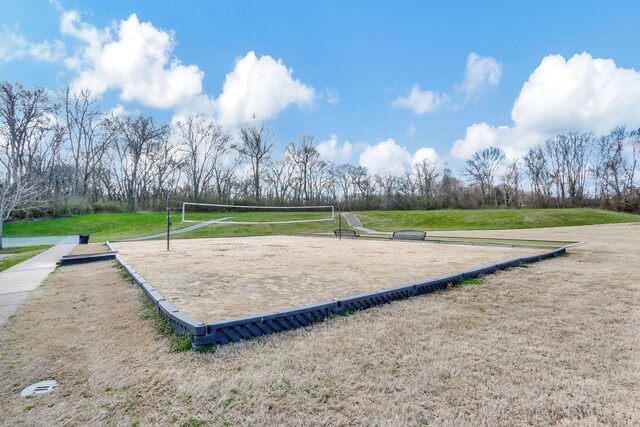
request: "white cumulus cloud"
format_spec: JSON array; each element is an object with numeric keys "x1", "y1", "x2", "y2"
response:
[
  {"x1": 393, "y1": 52, "x2": 501, "y2": 115},
  {"x1": 359, "y1": 139, "x2": 442, "y2": 175},
  {"x1": 0, "y1": 25, "x2": 64, "y2": 62},
  {"x1": 61, "y1": 11, "x2": 204, "y2": 109},
  {"x1": 216, "y1": 51, "x2": 315, "y2": 125},
  {"x1": 512, "y1": 52, "x2": 640, "y2": 134},
  {"x1": 412, "y1": 147, "x2": 440, "y2": 165},
  {"x1": 450, "y1": 52, "x2": 640, "y2": 160},
  {"x1": 316, "y1": 134, "x2": 352, "y2": 164},
  {"x1": 57, "y1": 10, "x2": 315, "y2": 123},
  {"x1": 359, "y1": 139, "x2": 413, "y2": 176},
  {"x1": 392, "y1": 85, "x2": 449, "y2": 115},
  {"x1": 458, "y1": 52, "x2": 502, "y2": 98}
]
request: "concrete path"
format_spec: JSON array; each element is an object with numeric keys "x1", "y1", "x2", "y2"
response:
[
  {"x1": 2, "y1": 235, "x2": 79, "y2": 247},
  {"x1": 0, "y1": 241, "x2": 77, "y2": 326},
  {"x1": 342, "y1": 213, "x2": 388, "y2": 234},
  {"x1": 119, "y1": 217, "x2": 232, "y2": 241}
]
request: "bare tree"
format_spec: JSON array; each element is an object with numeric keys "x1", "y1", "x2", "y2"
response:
[
  {"x1": 397, "y1": 171, "x2": 416, "y2": 200},
  {"x1": 0, "y1": 81, "x2": 57, "y2": 248},
  {"x1": 307, "y1": 159, "x2": 332, "y2": 202},
  {"x1": 438, "y1": 166, "x2": 465, "y2": 209},
  {"x1": 333, "y1": 164, "x2": 355, "y2": 206},
  {"x1": 176, "y1": 115, "x2": 231, "y2": 201},
  {"x1": 375, "y1": 174, "x2": 397, "y2": 198},
  {"x1": 524, "y1": 145, "x2": 553, "y2": 207},
  {"x1": 150, "y1": 132, "x2": 183, "y2": 204},
  {"x1": 233, "y1": 122, "x2": 274, "y2": 201},
  {"x1": 211, "y1": 155, "x2": 241, "y2": 202},
  {"x1": 464, "y1": 147, "x2": 505, "y2": 206},
  {"x1": 0, "y1": 177, "x2": 41, "y2": 249},
  {"x1": 500, "y1": 160, "x2": 522, "y2": 208},
  {"x1": 413, "y1": 159, "x2": 440, "y2": 207},
  {"x1": 545, "y1": 132, "x2": 593, "y2": 207},
  {"x1": 353, "y1": 166, "x2": 375, "y2": 205},
  {"x1": 60, "y1": 87, "x2": 116, "y2": 200},
  {"x1": 109, "y1": 114, "x2": 169, "y2": 207},
  {"x1": 265, "y1": 155, "x2": 296, "y2": 203},
  {"x1": 592, "y1": 126, "x2": 639, "y2": 209},
  {"x1": 288, "y1": 134, "x2": 320, "y2": 203}
]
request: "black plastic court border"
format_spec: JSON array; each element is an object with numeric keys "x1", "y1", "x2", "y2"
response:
[
  {"x1": 57, "y1": 252, "x2": 117, "y2": 266},
  {"x1": 106, "y1": 241, "x2": 566, "y2": 350}
]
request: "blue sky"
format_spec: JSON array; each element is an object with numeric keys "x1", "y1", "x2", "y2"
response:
[{"x1": 2, "y1": 0, "x2": 640, "y2": 174}]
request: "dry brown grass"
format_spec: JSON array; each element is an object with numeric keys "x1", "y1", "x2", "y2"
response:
[
  {"x1": 112, "y1": 236, "x2": 544, "y2": 322},
  {"x1": 0, "y1": 223, "x2": 638, "y2": 426}
]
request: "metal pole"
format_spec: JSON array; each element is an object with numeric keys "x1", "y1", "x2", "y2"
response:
[
  {"x1": 167, "y1": 196, "x2": 171, "y2": 251},
  {"x1": 338, "y1": 205, "x2": 341, "y2": 241}
]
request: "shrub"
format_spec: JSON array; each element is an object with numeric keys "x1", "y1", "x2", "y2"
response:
[
  {"x1": 93, "y1": 200, "x2": 126, "y2": 213},
  {"x1": 51, "y1": 198, "x2": 95, "y2": 217}
]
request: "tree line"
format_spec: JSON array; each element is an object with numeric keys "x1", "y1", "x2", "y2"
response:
[{"x1": 1, "y1": 80, "x2": 639, "y2": 229}]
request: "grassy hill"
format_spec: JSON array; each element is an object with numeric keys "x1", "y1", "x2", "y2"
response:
[
  {"x1": 3, "y1": 213, "x2": 172, "y2": 242},
  {"x1": 355, "y1": 208, "x2": 640, "y2": 231},
  {"x1": 3, "y1": 208, "x2": 638, "y2": 242},
  {"x1": 2, "y1": 211, "x2": 339, "y2": 242}
]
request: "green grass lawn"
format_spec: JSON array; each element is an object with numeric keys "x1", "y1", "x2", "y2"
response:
[
  {"x1": 355, "y1": 208, "x2": 640, "y2": 231},
  {"x1": 3, "y1": 213, "x2": 173, "y2": 242},
  {"x1": 3, "y1": 208, "x2": 638, "y2": 242},
  {"x1": 184, "y1": 210, "x2": 334, "y2": 222},
  {"x1": 3, "y1": 212, "x2": 341, "y2": 242},
  {"x1": 0, "y1": 245, "x2": 52, "y2": 273}
]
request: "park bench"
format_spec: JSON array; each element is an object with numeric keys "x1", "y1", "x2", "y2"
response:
[
  {"x1": 389, "y1": 230, "x2": 427, "y2": 241},
  {"x1": 334, "y1": 229, "x2": 360, "y2": 238}
]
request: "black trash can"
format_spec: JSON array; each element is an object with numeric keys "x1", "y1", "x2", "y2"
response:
[{"x1": 79, "y1": 234, "x2": 90, "y2": 245}]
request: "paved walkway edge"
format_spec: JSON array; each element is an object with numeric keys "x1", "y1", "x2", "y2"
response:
[
  {"x1": 0, "y1": 241, "x2": 77, "y2": 326},
  {"x1": 119, "y1": 217, "x2": 233, "y2": 241},
  {"x1": 342, "y1": 213, "x2": 388, "y2": 234}
]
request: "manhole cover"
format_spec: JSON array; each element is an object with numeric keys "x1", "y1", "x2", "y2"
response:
[{"x1": 20, "y1": 380, "x2": 59, "y2": 398}]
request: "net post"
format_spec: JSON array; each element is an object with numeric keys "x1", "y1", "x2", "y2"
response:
[
  {"x1": 167, "y1": 196, "x2": 171, "y2": 251},
  {"x1": 338, "y1": 205, "x2": 341, "y2": 241}
]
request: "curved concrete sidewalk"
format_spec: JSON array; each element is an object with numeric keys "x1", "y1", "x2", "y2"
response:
[
  {"x1": 120, "y1": 217, "x2": 232, "y2": 241},
  {"x1": 2, "y1": 235, "x2": 79, "y2": 247},
  {"x1": 342, "y1": 213, "x2": 387, "y2": 234},
  {"x1": 0, "y1": 241, "x2": 77, "y2": 326}
]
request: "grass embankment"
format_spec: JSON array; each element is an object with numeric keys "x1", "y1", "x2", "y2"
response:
[
  {"x1": 3, "y1": 208, "x2": 638, "y2": 242},
  {"x1": 356, "y1": 208, "x2": 640, "y2": 231},
  {"x1": 4, "y1": 213, "x2": 171, "y2": 242},
  {"x1": 3, "y1": 211, "x2": 340, "y2": 242},
  {"x1": 185, "y1": 211, "x2": 332, "y2": 223},
  {"x1": 3, "y1": 212, "x2": 214, "y2": 242},
  {"x1": 0, "y1": 245, "x2": 52, "y2": 273}
]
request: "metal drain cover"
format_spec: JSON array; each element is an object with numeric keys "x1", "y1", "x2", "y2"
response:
[{"x1": 21, "y1": 380, "x2": 59, "y2": 398}]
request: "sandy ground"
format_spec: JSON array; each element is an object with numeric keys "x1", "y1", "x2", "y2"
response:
[
  {"x1": 0, "y1": 223, "x2": 638, "y2": 426},
  {"x1": 113, "y1": 236, "x2": 545, "y2": 322},
  {"x1": 69, "y1": 243, "x2": 109, "y2": 255}
]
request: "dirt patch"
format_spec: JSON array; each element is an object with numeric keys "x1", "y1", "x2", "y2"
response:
[
  {"x1": 0, "y1": 223, "x2": 638, "y2": 426},
  {"x1": 69, "y1": 243, "x2": 109, "y2": 256},
  {"x1": 113, "y1": 236, "x2": 544, "y2": 322}
]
